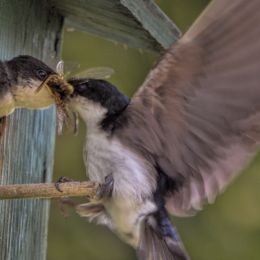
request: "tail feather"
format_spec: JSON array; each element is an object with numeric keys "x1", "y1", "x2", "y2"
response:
[{"x1": 137, "y1": 213, "x2": 189, "y2": 260}]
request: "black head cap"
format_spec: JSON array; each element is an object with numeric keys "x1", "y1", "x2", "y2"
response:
[
  {"x1": 7, "y1": 55, "x2": 55, "y2": 83},
  {"x1": 68, "y1": 78, "x2": 130, "y2": 116}
]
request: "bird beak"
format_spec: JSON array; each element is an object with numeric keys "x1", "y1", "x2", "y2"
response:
[{"x1": 0, "y1": 73, "x2": 74, "y2": 118}]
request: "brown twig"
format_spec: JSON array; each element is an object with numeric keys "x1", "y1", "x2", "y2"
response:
[{"x1": 0, "y1": 181, "x2": 97, "y2": 200}]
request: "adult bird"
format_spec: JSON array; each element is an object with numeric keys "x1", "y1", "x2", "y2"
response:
[{"x1": 62, "y1": 0, "x2": 260, "y2": 259}]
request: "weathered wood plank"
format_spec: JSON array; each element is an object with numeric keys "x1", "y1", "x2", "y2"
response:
[
  {"x1": 0, "y1": 1, "x2": 63, "y2": 260},
  {"x1": 120, "y1": 0, "x2": 181, "y2": 49},
  {"x1": 50, "y1": 0, "x2": 181, "y2": 52}
]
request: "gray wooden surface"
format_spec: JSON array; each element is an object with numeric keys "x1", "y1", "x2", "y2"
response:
[
  {"x1": 50, "y1": 0, "x2": 181, "y2": 52},
  {"x1": 0, "y1": 1, "x2": 63, "y2": 259}
]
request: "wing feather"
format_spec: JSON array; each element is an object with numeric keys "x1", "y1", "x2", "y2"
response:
[{"x1": 119, "y1": 0, "x2": 260, "y2": 216}]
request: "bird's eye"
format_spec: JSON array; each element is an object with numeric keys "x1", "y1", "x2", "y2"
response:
[
  {"x1": 77, "y1": 83, "x2": 88, "y2": 92},
  {"x1": 36, "y1": 69, "x2": 47, "y2": 80}
]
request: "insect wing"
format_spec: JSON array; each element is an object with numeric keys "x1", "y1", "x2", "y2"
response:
[
  {"x1": 56, "y1": 60, "x2": 64, "y2": 76},
  {"x1": 63, "y1": 62, "x2": 81, "y2": 78},
  {"x1": 73, "y1": 67, "x2": 114, "y2": 79},
  {"x1": 56, "y1": 60, "x2": 82, "y2": 78}
]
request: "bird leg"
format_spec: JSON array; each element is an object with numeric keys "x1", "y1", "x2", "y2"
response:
[
  {"x1": 54, "y1": 176, "x2": 107, "y2": 219},
  {"x1": 53, "y1": 176, "x2": 79, "y2": 216},
  {"x1": 54, "y1": 176, "x2": 75, "y2": 192},
  {"x1": 54, "y1": 176, "x2": 102, "y2": 218},
  {"x1": 54, "y1": 174, "x2": 114, "y2": 201},
  {"x1": 95, "y1": 174, "x2": 114, "y2": 201},
  {"x1": 54, "y1": 175, "x2": 113, "y2": 226}
]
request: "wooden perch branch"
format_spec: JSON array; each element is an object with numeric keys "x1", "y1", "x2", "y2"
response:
[{"x1": 0, "y1": 181, "x2": 97, "y2": 200}]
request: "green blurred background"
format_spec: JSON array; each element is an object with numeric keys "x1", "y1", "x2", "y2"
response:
[{"x1": 48, "y1": 1, "x2": 260, "y2": 259}]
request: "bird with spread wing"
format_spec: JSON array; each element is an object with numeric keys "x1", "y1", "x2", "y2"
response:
[{"x1": 53, "y1": 0, "x2": 260, "y2": 259}]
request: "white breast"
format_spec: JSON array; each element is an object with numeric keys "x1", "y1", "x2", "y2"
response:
[
  {"x1": 85, "y1": 130, "x2": 157, "y2": 245},
  {"x1": 85, "y1": 130, "x2": 156, "y2": 200}
]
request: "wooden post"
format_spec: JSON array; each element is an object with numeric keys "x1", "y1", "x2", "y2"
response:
[
  {"x1": 51, "y1": 0, "x2": 181, "y2": 52},
  {"x1": 0, "y1": 1, "x2": 63, "y2": 260}
]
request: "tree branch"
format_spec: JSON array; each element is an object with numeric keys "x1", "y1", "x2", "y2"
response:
[{"x1": 0, "y1": 181, "x2": 97, "y2": 200}]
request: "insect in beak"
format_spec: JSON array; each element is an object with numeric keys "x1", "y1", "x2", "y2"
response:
[
  {"x1": 36, "y1": 60, "x2": 74, "y2": 105},
  {"x1": 35, "y1": 61, "x2": 77, "y2": 135}
]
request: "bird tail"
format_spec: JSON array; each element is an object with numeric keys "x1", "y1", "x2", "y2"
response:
[{"x1": 137, "y1": 212, "x2": 189, "y2": 260}]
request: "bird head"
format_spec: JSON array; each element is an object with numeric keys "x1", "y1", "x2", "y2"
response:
[
  {"x1": 67, "y1": 78, "x2": 130, "y2": 128},
  {"x1": 0, "y1": 55, "x2": 70, "y2": 117}
]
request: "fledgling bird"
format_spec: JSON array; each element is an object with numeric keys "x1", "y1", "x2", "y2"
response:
[
  {"x1": 0, "y1": 55, "x2": 73, "y2": 135},
  {"x1": 63, "y1": 0, "x2": 260, "y2": 259},
  {"x1": 0, "y1": 55, "x2": 59, "y2": 117}
]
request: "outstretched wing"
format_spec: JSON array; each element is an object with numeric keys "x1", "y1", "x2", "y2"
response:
[{"x1": 119, "y1": 0, "x2": 260, "y2": 216}]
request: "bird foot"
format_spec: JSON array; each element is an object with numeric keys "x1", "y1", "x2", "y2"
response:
[
  {"x1": 55, "y1": 176, "x2": 75, "y2": 192},
  {"x1": 95, "y1": 174, "x2": 114, "y2": 201}
]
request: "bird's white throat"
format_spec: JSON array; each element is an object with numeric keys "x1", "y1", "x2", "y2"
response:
[
  {"x1": 70, "y1": 96, "x2": 108, "y2": 129},
  {"x1": 84, "y1": 129, "x2": 157, "y2": 246}
]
